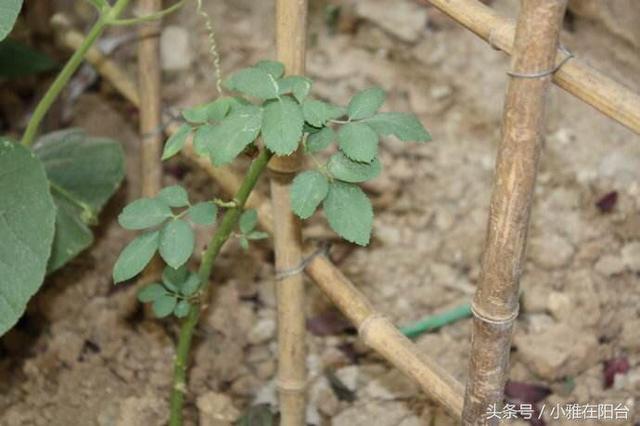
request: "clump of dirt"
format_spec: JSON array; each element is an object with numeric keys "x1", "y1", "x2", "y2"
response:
[{"x1": 1, "y1": 0, "x2": 639, "y2": 425}]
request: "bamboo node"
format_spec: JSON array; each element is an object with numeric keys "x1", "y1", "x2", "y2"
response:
[
  {"x1": 276, "y1": 242, "x2": 331, "y2": 280},
  {"x1": 507, "y1": 46, "x2": 574, "y2": 79},
  {"x1": 358, "y1": 313, "x2": 387, "y2": 342},
  {"x1": 276, "y1": 378, "x2": 307, "y2": 392},
  {"x1": 470, "y1": 301, "x2": 519, "y2": 326}
]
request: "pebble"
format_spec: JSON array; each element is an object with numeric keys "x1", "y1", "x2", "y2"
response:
[
  {"x1": 528, "y1": 234, "x2": 575, "y2": 269},
  {"x1": 514, "y1": 323, "x2": 599, "y2": 381},
  {"x1": 160, "y1": 26, "x2": 193, "y2": 71},
  {"x1": 196, "y1": 391, "x2": 240, "y2": 426},
  {"x1": 248, "y1": 318, "x2": 276, "y2": 345},
  {"x1": 621, "y1": 241, "x2": 640, "y2": 272},
  {"x1": 354, "y1": 0, "x2": 428, "y2": 43},
  {"x1": 594, "y1": 254, "x2": 626, "y2": 276}
]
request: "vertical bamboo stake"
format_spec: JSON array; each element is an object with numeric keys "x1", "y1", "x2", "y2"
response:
[
  {"x1": 271, "y1": 0, "x2": 308, "y2": 424},
  {"x1": 137, "y1": 0, "x2": 162, "y2": 197},
  {"x1": 462, "y1": 1, "x2": 567, "y2": 424}
]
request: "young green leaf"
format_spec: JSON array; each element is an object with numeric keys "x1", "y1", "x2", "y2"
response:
[
  {"x1": 347, "y1": 87, "x2": 385, "y2": 120},
  {"x1": 158, "y1": 185, "x2": 190, "y2": 207},
  {"x1": 239, "y1": 209, "x2": 258, "y2": 234},
  {"x1": 193, "y1": 124, "x2": 216, "y2": 156},
  {"x1": 290, "y1": 170, "x2": 329, "y2": 219},
  {"x1": 159, "y1": 219, "x2": 195, "y2": 269},
  {"x1": 323, "y1": 181, "x2": 373, "y2": 246},
  {"x1": 113, "y1": 231, "x2": 160, "y2": 283},
  {"x1": 173, "y1": 300, "x2": 191, "y2": 318},
  {"x1": 208, "y1": 105, "x2": 263, "y2": 166},
  {"x1": 118, "y1": 198, "x2": 172, "y2": 230},
  {"x1": 224, "y1": 67, "x2": 279, "y2": 100},
  {"x1": 152, "y1": 294, "x2": 178, "y2": 318},
  {"x1": 247, "y1": 231, "x2": 269, "y2": 240},
  {"x1": 182, "y1": 97, "x2": 243, "y2": 123},
  {"x1": 262, "y1": 97, "x2": 304, "y2": 155},
  {"x1": 239, "y1": 236, "x2": 249, "y2": 251},
  {"x1": 162, "y1": 123, "x2": 191, "y2": 160},
  {"x1": 255, "y1": 60, "x2": 285, "y2": 79},
  {"x1": 162, "y1": 264, "x2": 188, "y2": 289},
  {"x1": 364, "y1": 112, "x2": 431, "y2": 142},
  {"x1": 278, "y1": 76, "x2": 312, "y2": 103},
  {"x1": 305, "y1": 127, "x2": 335, "y2": 153},
  {"x1": 327, "y1": 152, "x2": 382, "y2": 183},
  {"x1": 337, "y1": 122, "x2": 379, "y2": 163},
  {"x1": 302, "y1": 99, "x2": 345, "y2": 127},
  {"x1": 188, "y1": 202, "x2": 218, "y2": 225},
  {"x1": 137, "y1": 283, "x2": 167, "y2": 303},
  {"x1": 180, "y1": 273, "x2": 200, "y2": 296}
]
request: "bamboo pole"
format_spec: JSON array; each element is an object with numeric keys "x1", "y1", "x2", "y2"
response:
[
  {"x1": 271, "y1": 1, "x2": 309, "y2": 424},
  {"x1": 137, "y1": 0, "x2": 163, "y2": 197},
  {"x1": 424, "y1": 0, "x2": 640, "y2": 135},
  {"x1": 461, "y1": 1, "x2": 567, "y2": 424},
  {"x1": 304, "y1": 252, "x2": 465, "y2": 418}
]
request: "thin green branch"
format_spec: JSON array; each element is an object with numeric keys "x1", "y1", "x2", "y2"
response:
[
  {"x1": 21, "y1": 0, "x2": 132, "y2": 146},
  {"x1": 108, "y1": 0, "x2": 186, "y2": 26},
  {"x1": 169, "y1": 149, "x2": 272, "y2": 426}
]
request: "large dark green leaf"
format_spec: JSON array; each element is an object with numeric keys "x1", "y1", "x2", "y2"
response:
[
  {"x1": 0, "y1": 0, "x2": 23, "y2": 41},
  {"x1": 34, "y1": 129, "x2": 125, "y2": 272},
  {"x1": 0, "y1": 39, "x2": 56, "y2": 78},
  {"x1": 0, "y1": 139, "x2": 55, "y2": 335}
]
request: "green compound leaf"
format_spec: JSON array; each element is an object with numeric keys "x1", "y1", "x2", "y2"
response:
[
  {"x1": 188, "y1": 201, "x2": 218, "y2": 225},
  {"x1": 364, "y1": 112, "x2": 431, "y2": 142},
  {"x1": 305, "y1": 127, "x2": 335, "y2": 153},
  {"x1": 239, "y1": 236, "x2": 249, "y2": 251},
  {"x1": 34, "y1": 129, "x2": 124, "y2": 272},
  {"x1": 158, "y1": 185, "x2": 189, "y2": 207},
  {"x1": 302, "y1": 99, "x2": 345, "y2": 127},
  {"x1": 173, "y1": 300, "x2": 191, "y2": 318},
  {"x1": 207, "y1": 105, "x2": 263, "y2": 166},
  {"x1": 159, "y1": 219, "x2": 194, "y2": 269},
  {"x1": 0, "y1": 0, "x2": 23, "y2": 41},
  {"x1": 278, "y1": 76, "x2": 312, "y2": 103},
  {"x1": 161, "y1": 123, "x2": 190, "y2": 160},
  {"x1": 162, "y1": 264, "x2": 188, "y2": 289},
  {"x1": 182, "y1": 97, "x2": 242, "y2": 124},
  {"x1": 337, "y1": 122, "x2": 379, "y2": 163},
  {"x1": 328, "y1": 151, "x2": 381, "y2": 183},
  {"x1": 239, "y1": 209, "x2": 258, "y2": 234},
  {"x1": 347, "y1": 87, "x2": 385, "y2": 120},
  {"x1": 0, "y1": 139, "x2": 55, "y2": 336},
  {"x1": 118, "y1": 197, "x2": 172, "y2": 230},
  {"x1": 113, "y1": 230, "x2": 160, "y2": 283},
  {"x1": 225, "y1": 67, "x2": 279, "y2": 100},
  {"x1": 262, "y1": 97, "x2": 304, "y2": 155},
  {"x1": 137, "y1": 283, "x2": 167, "y2": 303},
  {"x1": 255, "y1": 60, "x2": 285, "y2": 79},
  {"x1": 180, "y1": 273, "x2": 200, "y2": 296},
  {"x1": 323, "y1": 181, "x2": 373, "y2": 246},
  {"x1": 290, "y1": 170, "x2": 329, "y2": 219},
  {"x1": 152, "y1": 294, "x2": 177, "y2": 318}
]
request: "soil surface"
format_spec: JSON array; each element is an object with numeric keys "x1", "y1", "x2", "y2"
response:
[{"x1": 1, "y1": 0, "x2": 639, "y2": 425}]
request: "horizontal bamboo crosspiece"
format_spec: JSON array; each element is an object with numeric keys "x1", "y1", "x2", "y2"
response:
[{"x1": 424, "y1": 0, "x2": 640, "y2": 135}]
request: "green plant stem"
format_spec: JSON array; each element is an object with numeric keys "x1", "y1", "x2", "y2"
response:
[
  {"x1": 169, "y1": 149, "x2": 272, "y2": 426},
  {"x1": 109, "y1": 0, "x2": 186, "y2": 25},
  {"x1": 21, "y1": 0, "x2": 131, "y2": 147},
  {"x1": 399, "y1": 303, "x2": 472, "y2": 339}
]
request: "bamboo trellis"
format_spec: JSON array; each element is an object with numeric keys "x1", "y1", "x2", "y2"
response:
[{"x1": 54, "y1": 0, "x2": 640, "y2": 422}]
